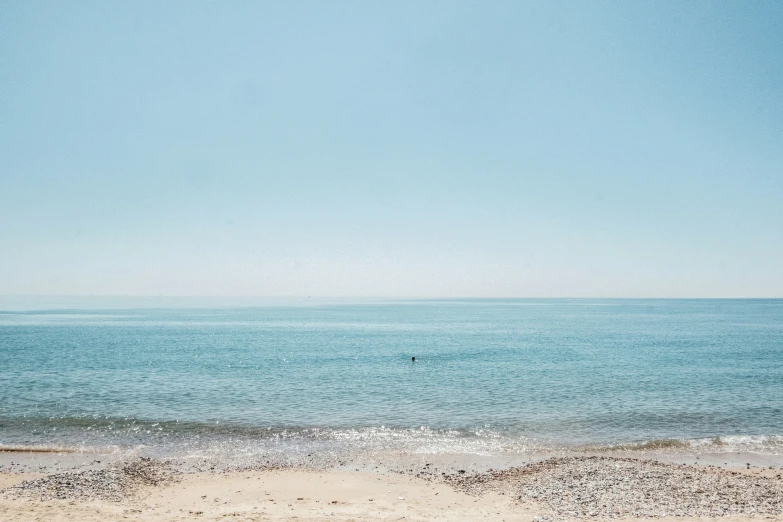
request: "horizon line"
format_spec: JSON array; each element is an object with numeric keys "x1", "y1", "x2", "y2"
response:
[{"x1": 1, "y1": 295, "x2": 781, "y2": 300}]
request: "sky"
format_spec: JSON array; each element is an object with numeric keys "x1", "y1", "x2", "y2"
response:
[{"x1": 1, "y1": 1, "x2": 782, "y2": 298}]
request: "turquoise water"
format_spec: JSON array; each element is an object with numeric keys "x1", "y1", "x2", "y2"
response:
[{"x1": 1, "y1": 299, "x2": 782, "y2": 459}]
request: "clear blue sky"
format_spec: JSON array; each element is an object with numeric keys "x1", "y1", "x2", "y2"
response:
[{"x1": 1, "y1": 1, "x2": 781, "y2": 297}]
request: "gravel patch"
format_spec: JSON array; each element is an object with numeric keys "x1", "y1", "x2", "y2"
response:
[
  {"x1": 447, "y1": 456, "x2": 783, "y2": 518},
  {"x1": 1, "y1": 457, "x2": 175, "y2": 502}
]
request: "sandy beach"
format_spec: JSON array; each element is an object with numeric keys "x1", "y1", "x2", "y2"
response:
[
  {"x1": 2, "y1": 454, "x2": 782, "y2": 521},
  {"x1": 4, "y1": 466, "x2": 536, "y2": 522}
]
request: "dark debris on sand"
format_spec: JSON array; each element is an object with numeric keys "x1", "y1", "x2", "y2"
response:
[
  {"x1": 445, "y1": 456, "x2": 783, "y2": 519},
  {"x1": 1, "y1": 457, "x2": 176, "y2": 502}
]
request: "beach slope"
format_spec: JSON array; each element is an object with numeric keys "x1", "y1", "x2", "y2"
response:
[{"x1": 2, "y1": 457, "x2": 783, "y2": 521}]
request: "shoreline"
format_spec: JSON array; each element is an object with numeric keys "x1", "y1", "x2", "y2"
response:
[{"x1": 3, "y1": 443, "x2": 783, "y2": 475}]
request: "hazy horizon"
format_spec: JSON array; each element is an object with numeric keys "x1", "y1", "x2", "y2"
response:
[{"x1": 2, "y1": 1, "x2": 782, "y2": 298}]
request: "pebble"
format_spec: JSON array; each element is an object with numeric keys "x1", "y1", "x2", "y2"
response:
[
  {"x1": 445, "y1": 456, "x2": 783, "y2": 519},
  {"x1": 1, "y1": 457, "x2": 175, "y2": 502}
]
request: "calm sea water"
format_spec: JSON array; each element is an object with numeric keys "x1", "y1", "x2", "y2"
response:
[{"x1": 1, "y1": 298, "x2": 782, "y2": 460}]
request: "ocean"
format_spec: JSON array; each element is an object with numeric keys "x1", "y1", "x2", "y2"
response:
[{"x1": 1, "y1": 298, "x2": 782, "y2": 467}]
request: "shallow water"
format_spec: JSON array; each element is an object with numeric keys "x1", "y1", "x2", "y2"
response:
[{"x1": 1, "y1": 298, "x2": 782, "y2": 462}]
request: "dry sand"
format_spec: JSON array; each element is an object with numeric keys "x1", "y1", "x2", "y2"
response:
[
  {"x1": 1, "y1": 456, "x2": 782, "y2": 521},
  {"x1": 1, "y1": 467, "x2": 539, "y2": 521}
]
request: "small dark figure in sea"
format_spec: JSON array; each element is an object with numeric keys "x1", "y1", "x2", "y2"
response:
[{"x1": 411, "y1": 356, "x2": 416, "y2": 362}]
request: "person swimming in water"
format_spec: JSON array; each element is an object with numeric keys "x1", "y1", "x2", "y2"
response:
[{"x1": 411, "y1": 356, "x2": 416, "y2": 362}]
